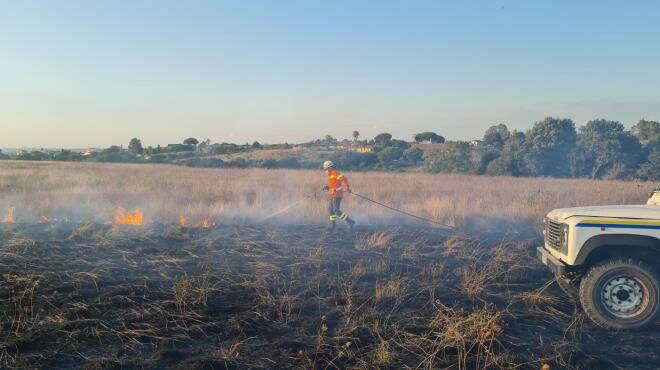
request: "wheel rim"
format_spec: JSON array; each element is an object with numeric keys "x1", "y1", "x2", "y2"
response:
[{"x1": 601, "y1": 275, "x2": 647, "y2": 318}]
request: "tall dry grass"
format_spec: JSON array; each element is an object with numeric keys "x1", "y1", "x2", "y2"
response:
[{"x1": 0, "y1": 161, "x2": 654, "y2": 232}]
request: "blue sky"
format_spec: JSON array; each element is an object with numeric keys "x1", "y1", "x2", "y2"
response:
[{"x1": 1, "y1": 1, "x2": 659, "y2": 148}]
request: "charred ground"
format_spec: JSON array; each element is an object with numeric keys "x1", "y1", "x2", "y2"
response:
[{"x1": 1, "y1": 223, "x2": 658, "y2": 369}]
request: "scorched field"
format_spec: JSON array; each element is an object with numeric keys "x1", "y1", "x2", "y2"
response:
[{"x1": 0, "y1": 161, "x2": 658, "y2": 369}]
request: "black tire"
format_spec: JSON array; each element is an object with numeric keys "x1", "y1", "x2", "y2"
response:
[
  {"x1": 579, "y1": 258, "x2": 660, "y2": 330},
  {"x1": 555, "y1": 274, "x2": 578, "y2": 299}
]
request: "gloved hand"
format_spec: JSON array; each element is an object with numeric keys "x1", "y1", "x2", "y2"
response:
[{"x1": 322, "y1": 185, "x2": 329, "y2": 191}]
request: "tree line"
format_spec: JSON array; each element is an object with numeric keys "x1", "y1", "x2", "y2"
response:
[
  {"x1": 423, "y1": 118, "x2": 658, "y2": 180},
  {"x1": 2, "y1": 118, "x2": 658, "y2": 180}
]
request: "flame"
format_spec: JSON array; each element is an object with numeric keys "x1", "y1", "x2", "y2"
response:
[
  {"x1": 114, "y1": 207, "x2": 144, "y2": 226},
  {"x1": 3, "y1": 208, "x2": 15, "y2": 223},
  {"x1": 178, "y1": 215, "x2": 214, "y2": 228}
]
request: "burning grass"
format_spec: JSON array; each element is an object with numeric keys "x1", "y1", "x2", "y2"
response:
[
  {"x1": 3, "y1": 207, "x2": 15, "y2": 223},
  {"x1": 0, "y1": 161, "x2": 654, "y2": 232},
  {"x1": 113, "y1": 206, "x2": 144, "y2": 226},
  {"x1": 0, "y1": 223, "x2": 657, "y2": 369}
]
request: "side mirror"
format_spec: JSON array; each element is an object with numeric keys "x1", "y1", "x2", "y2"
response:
[{"x1": 648, "y1": 184, "x2": 660, "y2": 205}]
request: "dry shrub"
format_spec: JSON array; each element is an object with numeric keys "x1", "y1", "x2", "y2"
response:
[
  {"x1": 374, "y1": 279, "x2": 407, "y2": 304},
  {"x1": 356, "y1": 231, "x2": 396, "y2": 250},
  {"x1": 401, "y1": 302, "x2": 507, "y2": 370},
  {"x1": 68, "y1": 222, "x2": 95, "y2": 240},
  {"x1": 400, "y1": 236, "x2": 430, "y2": 261},
  {"x1": 517, "y1": 280, "x2": 576, "y2": 322},
  {"x1": 4, "y1": 234, "x2": 37, "y2": 254},
  {"x1": 421, "y1": 262, "x2": 445, "y2": 281},
  {"x1": 372, "y1": 259, "x2": 389, "y2": 275},
  {"x1": 456, "y1": 243, "x2": 525, "y2": 299},
  {"x1": 250, "y1": 278, "x2": 299, "y2": 324},
  {"x1": 215, "y1": 338, "x2": 252, "y2": 364},
  {"x1": 441, "y1": 235, "x2": 481, "y2": 261},
  {"x1": 337, "y1": 278, "x2": 355, "y2": 317},
  {"x1": 375, "y1": 340, "x2": 393, "y2": 366},
  {"x1": 540, "y1": 340, "x2": 594, "y2": 369},
  {"x1": 172, "y1": 273, "x2": 212, "y2": 313},
  {"x1": 172, "y1": 276, "x2": 195, "y2": 313},
  {"x1": 351, "y1": 259, "x2": 389, "y2": 279},
  {"x1": 351, "y1": 262, "x2": 367, "y2": 278},
  {"x1": 3, "y1": 274, "x2": 41, "y2": 336}
]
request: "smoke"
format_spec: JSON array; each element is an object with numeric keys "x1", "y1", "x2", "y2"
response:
[{"x1": 4, "y1": 161, "x2": 645, "y2": 239}]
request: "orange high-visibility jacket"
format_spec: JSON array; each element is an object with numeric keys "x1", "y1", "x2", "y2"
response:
[{"x1": 327, "y1": 170, "x2": 350, "y2": 198}]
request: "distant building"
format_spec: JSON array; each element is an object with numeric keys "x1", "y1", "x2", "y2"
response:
[
  {"x1": 469, "y1": 140, "x2": 483, "y2": 147},
  {"x1": 80, "y1": 148, "x2": 100, "y2": 156},
  {"x1": 352, "y1": 146, "x2": 373, "y2": 153}
]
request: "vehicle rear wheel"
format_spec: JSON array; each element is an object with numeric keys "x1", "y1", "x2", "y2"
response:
[{"x1": 579, "y1": 258, "x2": 659, "y2": 330}]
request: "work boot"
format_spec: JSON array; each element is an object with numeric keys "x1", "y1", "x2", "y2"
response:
[{"x1": 346, "y1": 218, "x2": 355, "y2": 231}]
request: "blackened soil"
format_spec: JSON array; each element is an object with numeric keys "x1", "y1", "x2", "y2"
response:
[{"x1": 0, "y1": 223, "x2": 658, "y2": 369}]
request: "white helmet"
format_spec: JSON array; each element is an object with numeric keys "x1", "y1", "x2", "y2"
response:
[{"x1": 322, "y1": 160, "x2": 334, "y2": 170}]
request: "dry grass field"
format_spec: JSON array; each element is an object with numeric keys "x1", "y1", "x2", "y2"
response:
[
  {"x1": 0, "y1": 161, "x2": 654, "y2": 232},
  {"x1": 0, "y1": 161, "x2": 658, "y2": 369}
]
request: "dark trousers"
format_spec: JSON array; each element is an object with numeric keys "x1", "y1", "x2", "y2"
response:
[{"x1": 328, "y1": 197, "x2": 350, "y2": 222}]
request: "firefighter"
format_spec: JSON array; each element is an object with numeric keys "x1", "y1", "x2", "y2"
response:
[{"x1": 322, "y1": 160, "x2": 356, "y2": 230}]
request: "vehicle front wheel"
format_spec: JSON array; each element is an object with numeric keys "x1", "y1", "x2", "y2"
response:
[{"x1": 579, "y1": 258, "x2": 659, "y2": 330}]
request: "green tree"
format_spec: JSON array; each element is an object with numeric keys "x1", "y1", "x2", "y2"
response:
[
  {"x1": 259, "y1": 159, "x2": 278, "y2": 168},
  {"x1": 105, "y1": 145, "x2": 122, "y2": 153},
  {"x1": 53, "y1": 150, "x2": 82, "y2": 161},
  {"x1": 632, "y1": 120, "x2": 660, "y2": 167},
  {"x1": 327, "y1": 151, "x2": 378, "y2": 170},
  {"x1": 251, "y1": 141, "x2": 263, "y2": 149},
  {"x1": 637, "y1": 152, "x2": 660, "y2": 180},
  {"x1": 485, "y1": 131, "x2": 530, "y2": 176},
  {"x1": 631, "y1": 120, "x2": 660, "y2": 145},
  {"x1": 413, "y1": 132, "x2": 444, "y2": 143},
  {"x1": 476, "y1": 149, "x2": 500, "y2": 174},
  {"x1": 17, "y1": 151, "x2": 51, "y2": 161},
  {"x1": 423, "y1": 141, "x2": 474, "y2": 173},
  {"x1": 390, "y1": 139, "x2": 411, "y2": 149},
  {"x1": 128, "y1": 138, "x2": 143, "y2": 155},
  {"x1": 525, "y1": 117, "x2": 577, "y2": 177},
  {"x1": 352, "y1": 131, "x2": 360, "y2": 142},
  {"x1": 377, "y1": 146, "x2": 403, "y2": 163},
  {"x1": 403, "y1": 147, "x2": 424, "y2": 162},
  {"x1": 374, "y1": 133, "x2": 393, "y2": 147},
  {"x1": 482, "y1": 124, "x2": 511, "y2": 149},
  {"x1": 577, "y1": 119, "x2": 642, "y2": 179},
  {"x1": 183, "y1": 137, "x2": 199, "y2": 146}
]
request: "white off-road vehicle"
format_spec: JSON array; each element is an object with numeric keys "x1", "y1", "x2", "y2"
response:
[{"x1": 538, "y1": 185, "x2": 660, "y2": 330}]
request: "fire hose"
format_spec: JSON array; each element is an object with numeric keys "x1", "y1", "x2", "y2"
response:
[
  {"x1": 348, "y1": 191, "x2": 455, "y2": 230},
  {"x1": 259, "y1": 190, "x2": 455, "y2": 230}
]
